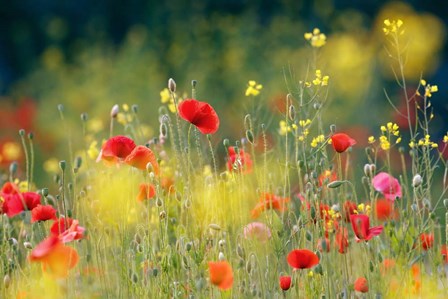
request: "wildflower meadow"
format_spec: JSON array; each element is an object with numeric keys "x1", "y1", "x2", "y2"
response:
[{"x1": 1, "y1": 3, "x2": 448, "y2": 299}]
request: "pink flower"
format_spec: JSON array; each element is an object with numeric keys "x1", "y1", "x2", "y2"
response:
[
  {"x1": 243, "y1": 222, "x2": 271, "y2": 242},
  {"x1": 350, "y1": 214, "x2": 383, "y2": 242},
  {"x1": 372, "y1": 172, "x2": 402, "y2": 201}
]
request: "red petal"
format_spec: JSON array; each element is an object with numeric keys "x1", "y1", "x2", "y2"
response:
[
  {"x1": 179, "y1": 99, "x2": 219, "y2": 134},
  {"x1": 331, "y1": 133, "x2": 356, "y2": 153},
  {"x1": 208, "y1": 261, "x2": 233, "y2": 290},
  {"x1": 101, "y1": 136, "x2": 136, "y2": 162},
  {"x1": 124, "y1": 145, "x2": 159, "y2": 174},
  {"x1": 287, "y1": 249, "x2": 319, "y2": 269},
  {"x1": 31, "y1": 205, "x2": 57, "y2": 223}
]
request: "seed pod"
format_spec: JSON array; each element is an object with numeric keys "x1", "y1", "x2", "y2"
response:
[
  {"x1": 288, "y1": 104, "x2": 296, "y2": 121},
  {"x1": 246, "y1": 130, "x2": 254, "y2": 144}
]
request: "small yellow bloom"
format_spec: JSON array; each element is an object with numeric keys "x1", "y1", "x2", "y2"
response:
[
  {"x1": 43, "y1": 158, "x2": 60, "y2": 174},
  {"x1": 383, "y1": 19, "x2": 404, "y2": 35},
  {"x1": 304, "y1": 28, "x2": 326, "y2": 48},
  {"x1": 2, "y1": 142, "x2": 21, "y2": 160},
  {"x1": 368, "y1": 136, "x2": 375, "y2": 144},
  {"x1": 443, "y1": 134, "x2": 448, "y2": 143},
  {"x1": 160, "y1": 88, "x2": 171, "y2": 104},
  {"x1": 245, "y1": 80, "x2": 263, "y2": 97},
  {"x1": 87, "y1": 141, "x2": 100, "y2": 160}
]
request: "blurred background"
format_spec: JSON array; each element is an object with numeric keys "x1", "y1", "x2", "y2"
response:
[{"x1": 0, "y1": 0, "x2": 447, "y2": 183}]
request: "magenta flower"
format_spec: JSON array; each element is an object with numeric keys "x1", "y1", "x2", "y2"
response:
[
  {"x1": 350, "y1": 214, "x2": 383, "y2": 242},
  {"x1": 372, "y1": 172, "x2": 402, "y2": 201},
  {"x1": 243, "y1": 222, "x2": 271, "y2": 242}
]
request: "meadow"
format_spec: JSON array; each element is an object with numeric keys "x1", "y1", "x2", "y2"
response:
[{"x1": 1, "y1": 15, "x2": 448, "y2": 299}]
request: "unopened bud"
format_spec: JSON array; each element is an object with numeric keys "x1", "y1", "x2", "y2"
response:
[
  {"x1": 412, "y1": 174, "x2": 422, "y2": 188},
  {"x1": 168, "y1": 78, "x2": 176, "y2": 93},
  {"x1": 246, "y1": 130, "x2": 254, "y2": 144},
  {"x1": 159, "y1": 211, "x2": 166, "y2": 220},
  {"x1": 3, "y1": 275, "x2": 11, "y2": 288},
  {"x1": 218, "y1": 252, "x2": 225, "y2": 261},
  {"x1": 330, "y1": 124, "x2": 336, "y2": 133},
  {"x1": 23, "y1": 242, "x2": 33, "y2": 249},
  {"x1": 59, "y1": 160, "x2": 66, "y2": 171},
  {"x1": 81, "y1": 112, "x2": 88, "y2": 122},
  {"x1": 110, "y1": 104, "x2": 119, "y2": 118},
  {"x1": 288, "y1": 104, "x2": 296, "y2": 121}
]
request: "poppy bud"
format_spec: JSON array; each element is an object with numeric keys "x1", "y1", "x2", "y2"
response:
[
  {"x1": 159, "y1": 211, "x2": 166, "y2": 220},
  {"x1": 23, "y1": 242, "x2": 33, "y2": 249},
  {"x1": 110, "y1": 104, "x2": 119, "y2": 118},
  {"x1": 327, "y1": 181, "x2": 344, "y2": 188},
  {"x1": 191, "y1": 80, "x2": 197, "y2": 88},
  {"x1": 168, "y1": 78, "x2": 176, "y2": 93},
  {"x1": 218, "y1": 240, "x2": 226, "y2": 247},
  {"x1": 209, "y1": 223, "x2": 221, "y2": 231},
  {"x1": 81, "y1": 112, "x2": 88, "y2": 122},
  {"x1": 9, "y1": 161, "x2": 18, "y2": 176},
  {"x1": 42, "y1": 188, "x2": 49, "y2": 197},
  {"x1": 57, "y1": 104, "x2": 64, "y2": 112},
  {"x1": 132, "y1": 104, "x2": 138, "y2": 113},
  {"x1": 330, "y1": 124, "x2": 336, "y2": 133},
  {"x1": 19, "y1": 129, "x2": 25, "y2": 136},
  {"x1": 3, "y1": 275, "x2": 10, "y2": 289},
  {"x1": 74, "y1": 156, "x2": 82, "y2": 169},
  {"x1": 363, "y1": 164, "x2": 371, "y2": 177},
  {"x1": 160, "y1": 123, "x2": 168, "y2": 137},
  {"x1": 28, "y1": 132, "x2": 34, "y2": 140},
  {"x1": 223, "y1": 139, "x2": 230, "y2": 147},
  {"x1": 218, "y1": 252, "x2": 225, "y2": 261},
  {"x1": 59, "y1": 160, "x2": 66, "y2": 172},
  {"x1": 279, "y1": 275, "x2": 292, "y2": 291},
  {"x1": 246, "y1": 130, "x2": 254, "y2": 144},
  {"x1": 288, "y1": 105, "x2": 296, "y2": 121},
  {"x1": 412, "y1": 174, "x2": 422, "y2": 187}
]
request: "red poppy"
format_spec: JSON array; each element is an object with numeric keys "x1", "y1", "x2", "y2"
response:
[
  {"x1": 99, "y1": 135, "x2": 136, "y2": 164},
  {"x1": 287, "y1": 249, "x2": 319, "y2": 269},
  {"x1": 420, "y1": 233, "x2": 434, "y2": 250},
  {"x1": 354, "y1": 277, "x2": 368, "y2": 293},
  {"x1": 124, "y1": 145, "x2": 159, "y2": 174},
  {"x1": 441, "y1": 245, "x2": 448, "y2": 264},
  {"x1": 31, "y1": 205, "x2": 57, "y2": 223},
  {"x1": 178, "y1": 99, "x2": 220, "y2": 134},
  {"x1": 29, "y1": 236, "x2": 79, "y2": 278},
  {"x1": 330, "y1": 133, "x2": 356, "y2": 153},
  {"x1": 208, "y1": 261, "x2": 233, "y2": 290},
  {"x1": 227, "y1": 146, "x2": 253, "y2": 174},
  {"x1": 251, "y1": 193, "x2": 290, "y2": 218},
  {"x1": 279, "y1": 275, "x2": 292, "y2": 291},
  {"x1": 2, "y1": 191, "x2": 41, "y2": 218},
  {"x1": 318, "y1": 170, "x2": 337, "y2": 187},
  {"x1": 137, "y1": 183, "x2": 156, "y2": 202},
  {"x1": 375, "y1": 199, "x2": 398, "y2": 221},
  {"x1": 335, "y1": 227, "x2": 349, "y2": 253},
  {"x1": 51, "y1": 218, "x2": 85, "y2": 243},
  {"x1": 350, "y1": 214, "x2": 383, "y2": 242},
  {"x1": 342, "y1": 201, "x2": 357, "y2": 222}
]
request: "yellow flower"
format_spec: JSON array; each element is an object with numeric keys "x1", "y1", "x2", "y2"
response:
[
  {"x1": 443, "y1": 133, "x2": 448, "y2": 143},
  {"x1": 379, "y1": 135, "x2": 390, "y2": 150},
  {"x1": 310, "y1": 135, "x2": 325, "y2": 148},
  {"x1": 304, "y1": 28, "x2": 327, "y2": 48},
  {"x1": 245, "y1": 80, "x2": 263, "y2": 97},
  {"x1": 87, "y1": 141, "x2": 99, "y2": 160},
  {"x1": 299, "y1": 119, "x2": 311, "y2": 128},
  {"x1": 160, "y1": 88, "x2": 171, "y2": 104},
  {"x1": 43, "y1": 158, "x2": 60, "y2": 174},
  {"x1": 368, "y1": 136, "x2": 375, "y2": 144},
  {"x1": 2, "y1": 142, "x2": 21, "y2": 160},
  {"x1": 383, "y1": 19, "x2": 404, "y2": 35}
]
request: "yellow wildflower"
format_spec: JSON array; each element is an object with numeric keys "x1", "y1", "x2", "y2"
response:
[
  {"x1": 310, "y1": 135, "x2": 325, "y2": 148},
  {"x1": 2, "y1": 142, "x2": 21, "y2": 161},
  {"x1": 299, "y1": 119, "x2": 311, "y2": 128},
  {"x1": 87, "y1": 141, "x2": 100, "y2": 160},
  {"x1": 383, "y1": 19, "x2": 404, "y2": 35},
  {"x1": 368, "y1": 136, "x2": 375, "y2": 144},
  {"x1": 304, "y1": 28, "x2": 327, "y2": 48},
  {"x1": 379, "y1": 136, "x2": 390, "y2": 150},
  {"x1": 443, "y1": 133, "x2": 448, "y2": 143},
  {"x1": 43, "y1": 158, "x2": 60, "y2": 174},
  {"x1": 245, "y1": 80, "x2": 263, "y2": 97},
  {"x1": 160, "y1": 88, "x2": 171, "y2": 104}
]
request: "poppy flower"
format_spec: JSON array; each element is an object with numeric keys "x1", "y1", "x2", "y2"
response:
[
  {"x1": 441, "y1": 245, "x2": 448, "y2": 264},
  {"x1": 251, "y1": 193, "x2": 290, "y2": 218},
  {"x1": 279, "y1": 275, "x2": 292, "y2": 291},
  {"x1": 350, "y1": 214, "x2": 383, "y2": 242},
  {"x1": 243, "y1": 222, "x2": 272, "y2": 242},
  {"x1": 31, "y1": 205, "x2": 57, "y2": 223},
  {"x1": 330, "y1": 133, "x2": 356, "y2": 153},
  {"x1": 335, "y1": 227, "x2": 349, "y2": 253},
  {"x1": 372, "y1": 172, "x2": 402, "y2": 201},
  {"x1": 29, "y1": 236, "x2": 79, "y2": 278},
  {"x1": 178, "y1": 99, "x2": 219, "y2": 134},
  {"x1": 420, "y1": 233, "x2": 434, "y2": 250},
  {"x1": 2, "y1": 191, "x2": 41, "y2": 218},
  {"x1": 51, "y1": 218, "x2": 85, "y2": 243},
  {"x1": 375, "y1": 199, "x2": 398, "y2": 221},
  {"x1": 124, "y1": 145, "x2": 159, "y2": 174},
  {"x1": 208, "y1": 261, "x2": 233, "y2": 290},
  {"x1": 343, "y1": 201, "x2": 357, "y2": 222},
  {"x1": 227, "y1": 146, "x2": 253, "y2": 174},
  {"x1": 354, "y1": 277, "x2": 368, "y2": 293},
  {"x1": 137, "y1": 183, "x2": 156, "y2": 202},
  {"x1": 380, "y1": 259, "x2": 396, "y2": 274},
  {"x1": 287, "y1": 249, "x2": 319, "y2": 269},
  {"x1": 99, "y1": 135, "x2": 136, "y2": 164}
]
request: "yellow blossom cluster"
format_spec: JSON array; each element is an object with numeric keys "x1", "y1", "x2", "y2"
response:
[
  {"x1": 311, "y1": 134, "x2": 325, "y2": 148},
  {"x1": 245, "y1": 80, "x2": 263, "y2": 97},
  {"x1": 369, "y1": 122, "x2": 401, "y2": 151},
  {"x1": 417, "y1": 79, "x2": 438, "y2": 98},
  {"x1": 116, "y1": 104, "x2": 133, "y2": 125},
  {"x1": 354, "y1": 203, "x2": 371, "y2": 215},
  {"x1": 304, "y1": 70, "x2": 330, "y2": 87},
  {"x1": 160, "y1": 88, "x2": 177, "y2": 113},
  {"x1": 304, "y1": 28, "x2": 326, "y2": 48},
  {"x1": 444, "y1": 133, "x2": 448, "y2": 143},
  {"x1": 409, "y1": 135, "x2": 438, "y2": 149},
  {"x1": 322, "y1": 208, "x2": 341, "y2": 230},
  {"x1": 279, "y1": 120, "x2": 298, "y2": 136},
  {"x1": 383, "y1": 19, "x2": 404, "y2": 35}
]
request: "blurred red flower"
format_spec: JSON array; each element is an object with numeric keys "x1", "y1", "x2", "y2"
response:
[
  {"x1": 375, "y1": 199, "x2": 398, "y2": 221},
  {"x1": 335, "y1": 227, "x2": 349, "y2": 253},
  {"x1": 354, "y1": 277, "x2": 368, "y2": 293},
  {"x1": 372, "y1": 172, "x2": 402, "y2": 201},
  {"x1": 137, "y1": 183, "x2": 156, "y2": 202},
  {"x1": 0, "y1": 182, "x2": 41, "y2": 218},
  {"x1": 279, "y1": 275, "x2": 292, "y2": 291},
  {"x1": 227, "y1": 146, "x2": 253, "y2": 173},
  {"x1": 208, "y1": 261, "x2": 233, "y2": 290},
  {"x1": 29, "y1": 235, "x2": 79, "y2": 278},
  {"x1": 350, "y1": 214, "x2": 383, "y2": 242},
  {"x1": 420, "y1": 233, "x2": 434, "y2": 250},
  {"x1": 99, "y1": 135, "x2": 136, "y2": 164},
  {"x1": 342, "y1": 201, "x2": 357, "y2": 222},
  {"x1": 330, "y1": 133, "x2": 356, "y2": 153},
  {"x1": 178, "y1": 99, "x2": 219, "y2": 134},
  {"x1": 31, "y1": 204, "x2": 57, "y2": 223},
  {"x1": 51, "y1": 217, "x2": 85, "y2": 243},
  {"x1": 251, "y1": 193, "x2": 290, "y2": 218},
  {"x1": 318, "y1": 170, "x2": 337, "y2": 187},
  {"x1": 125, "y1": 145, "x2": 159, "y2": 174},
  {"x1": 287, "y1": 249, "x2": 319, "y2": 269}
]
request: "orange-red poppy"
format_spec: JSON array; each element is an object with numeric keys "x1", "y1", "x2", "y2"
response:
[
  {"x1": 350, "y1": 214, "x2": 383, "y2": 242},
  {"x1": 99, "y1": 135, "x2": 136, "y2": 164},
  {"x1": 51, "y1": 217, "x2": 85, "y2": 243},
  {"x1": 31, "y1": 205, "x2": 57, "y2": 223},
  {"x1": 375, "y1": 199, "x2": 398, "y2": 221},
  {"x1": 124, "y1": 145, "x2": 159, "y2": 174},
  {"x1": 287, "y1": 249, "x2": 319, "y2": 269},
  {"x1": 137, "y1": 183, "x2": 156, "y2": 202},
  {"x1": 29, "y1": 236, "x2": 79, "y2": 278},
  {"x1": 208, "y1": 261, "x2": 233, "y2": 290},
  {"x1": 227, "y1": 146, "x2": 253, "y2": 174},
  {"x1": 330, "y1": 133, "x2": 356, "y2": 153},
  {"x1": 335, "y1": 227, "x2": 349, "y2": 254},
  {"x1": 251, "y1": 193, "x2": 290, "y2": 218},
  {"x1": 318, "y1": 170, "x2": 337, "y2": 187},
  {"x1": 1, "y1": 185, "x2": 41, "y2": 218},
  {"x1": 420, "y1": 233, "x2": 434, "y2": 250},
  {"x1": 279, "y1": 275, "x2": 292, "y2": 291},
  {"x1": 342, "y1": 201, "x2": 357, "y2": 222},
  {"x1": 178, "y1": 99, "x2": 220, "y2": 134},
  {"x1": 354, "y1": 277, "x2": 368, "y2": 293}
]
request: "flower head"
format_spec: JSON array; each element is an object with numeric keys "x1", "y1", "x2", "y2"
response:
[
  {"x1": 178, "y1": 99, "x2": 219, "y2": 134},
  {"x1": 383, "y1": 19, "x2": 404, "y2": 35},
  {"x1": 51, "y1": 217, "x2": 85, "y2": 243},
  {"x1": 375, "y1": 199, "x2": 398, "y2": 221},
  {"x1": 245, "y1": 80, "x2": 263, "y2": 96},
  {"x1": 31, "y1": 205, "x2": 57, "y2": 223},
  {"x1": 208, "y1": 261, "x2": 233, "y2": 290},
  {"x1": 372, "y1": 172, "x2": 402, "y2": 201},
  {"x1": 304, "y1": 28, "x2": 327, "y2": 47},
  {"x1": 350, "y1": 214, "x2": 383, "y2": 242},
  {"x1": 251, "y1": 193, "x2": 290, "y2": 218},
  {"x1": 420, "y1": 233, "x2": 434, "y2": 250},
  {"x1": 354, "y1": 277, "x2": 369, "y2": 293},
  {"x1": 99, "y1": 135, "x2": 136, "y2": 165},
  {"x1": 243, "y1": 222, "x2": 272, "y2": 242},
  {"x1": 227, "y1": 146, "x2": 253, "y2": 174},
  {"x1": 137, "y1": 183, "x2": 156, "y2": 202},
  {"x1": 330, "y1": 133, "x2": 356, "y2": 153},
  {"x1": 124, "y1": 145, "x2": 159, "y2": 174},
  {"x1": 279, "y1": 276, "x2": 292, "y2": 291},
  {"x1": 287, "y1": 249, "x2": 319, "y2": 269}
]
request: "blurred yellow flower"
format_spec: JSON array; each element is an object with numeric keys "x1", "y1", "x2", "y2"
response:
[
  {"x1": 87, "y1": 141, "x2": 100, "y2": 160},
  {"x1": 304, "y1": 28, "x2": 327, "y2": 48},
  {"x1": 43, "y1": 158, "x2": 60, "y2": 174},
  {"x1": 383, "y1": 19, "x2": 404, "y2": 35},
  {"x1": 2, "y1": 142, "x2": 21, "y2": 161},
  {"x1": 245, "y1": 80, "x2": 263, "y2": 96}
]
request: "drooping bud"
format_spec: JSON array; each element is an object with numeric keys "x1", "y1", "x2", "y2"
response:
[
  {"x1": 168, "y1": 78, "x2": 176, "y2": 93},
  {"x1": 110, "y1": 104, "x2": 119, "y2": 118}
]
